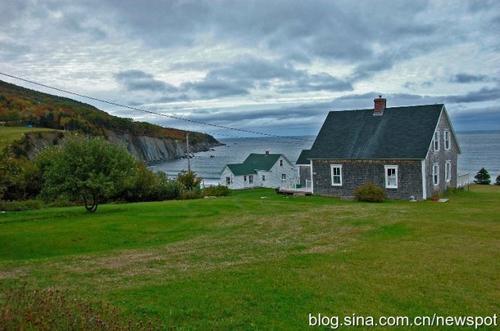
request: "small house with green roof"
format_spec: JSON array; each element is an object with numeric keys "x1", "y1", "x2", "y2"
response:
[{"x1": 220, "y1": 152, "x2": 297, "y2": 189}]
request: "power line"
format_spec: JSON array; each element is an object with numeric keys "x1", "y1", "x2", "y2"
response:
[{"x1": 0, "y1": 71, "x2": 310, "y2": 142}]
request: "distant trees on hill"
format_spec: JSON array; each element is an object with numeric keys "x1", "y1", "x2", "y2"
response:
[{"x1": 0, "y1": 80, "x2": 217, "y2": 145}]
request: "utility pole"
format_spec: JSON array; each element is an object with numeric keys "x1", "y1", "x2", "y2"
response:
[{"x1": 186, "y1": 132, "x2": 191, "y2": 172}]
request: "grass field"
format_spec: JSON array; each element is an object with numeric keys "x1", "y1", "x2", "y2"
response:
[
  {"x1": 0, "y1": 126, "x2": 58, "y2": 150},
  {"x1": 0, "y1": 186, "x2": 499, "y2": 329}
]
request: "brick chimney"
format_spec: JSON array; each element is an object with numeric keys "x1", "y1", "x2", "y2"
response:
[
  {"x1": 265, "y1": 150, "x2": 270, "y2": 155},
  {"x1": 373, "y1": 95, "x2": 386, "y2": 116}
]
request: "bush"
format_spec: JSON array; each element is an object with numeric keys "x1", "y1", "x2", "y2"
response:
[
  {"x1": 474, "y1": 168, "x2": 491, "y2": 185},
  {"x1": 180, "y1": 187, "x2": 202, "y2": 200},
  {"x1": 176, "y1": 171, "x2": 202, "y2": 191},
  {"x1": 0, "y1": 199, "x2": 43, "y2": 211},
  {"x1": 354, "y1": 182, "x2": 385, "y2": 202},
  {"x1": 156, "y1": 175, "x2": 182, "y2": 200},
  {"x1": 203, "y1": 185, "x2": 231, "y2": 197},
  {"x1": 0, "y1": 152, "x2": 42, "y2": 201},
  {"x1": 496, "y1": 175, "x2": 500, "y2": 185}
]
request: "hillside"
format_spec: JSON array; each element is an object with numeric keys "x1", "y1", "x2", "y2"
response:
[{"x1": 0, "y1": 80, "x2": 220, "y2": 162}]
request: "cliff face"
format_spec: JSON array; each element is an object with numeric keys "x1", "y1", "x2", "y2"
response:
[
  {"x1": 105, "y1": 130, "x2": 218, "y2": 163},
  {"x1": 18, "y1": 130, "x2": 220, "y2": 164}
]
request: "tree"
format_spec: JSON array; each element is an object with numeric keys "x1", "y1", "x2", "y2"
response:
[
  {"x1": 36, "y1": 137, "x2": 136, "y2": 212},
  {"x1": 496, "y1": 175, "x2": 500, "y2": 186},
  {"x1": 474, "y1": 168, "x2": 491, "y2": 185}
]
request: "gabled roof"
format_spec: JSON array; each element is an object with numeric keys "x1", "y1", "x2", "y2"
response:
[
  {"x1": 308, "y1": 104, "x2": 444, "y2": 160},
  {"x1": 227, "y1": 163, "x2": 257, "y2": 176},
  {"x1": 296, "y1": 149, "x2": 311, "y2": 165},
  {"x1": 226, "y1": 153, "x2": 282, "y2": 176}
]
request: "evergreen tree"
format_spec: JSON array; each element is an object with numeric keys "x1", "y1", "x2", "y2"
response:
[
  {"x1": 496, "y1": 175, "x2": 500, "y2": 186},
  {"x1": 474, "y1": 168, "x2": 491, "y2": 185}
]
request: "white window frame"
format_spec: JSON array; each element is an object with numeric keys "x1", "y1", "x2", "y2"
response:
[
  {"x1": 433, "y1": 130, "x2": 440, "y2": 152},
  {"x1": 281, "y1": 173, "x2": 286, "y2": 181},
  {"x1": 445, "y1": 160, "x2": 451, "y2": 182},
  {"x1": 330, "y1": 164, "x2": 342, "y2": 186},
  {"x1": 384, "y1": 165, "x2": 398, "y2": 189},
  {"x1": 279, "y1": 159, "x2": 283, "y2": 166},
  {"x1": 262, "y1": 175, "x2": 266, "y2": 181},
  {"x1": 248, "y1": 175, "x2": 253, "y2": 184},
  {"x1": 444, "y1": 130, "x2": 451, "y2": 151},
  {"x1": 432, "y1": 163, "x2": 439, "y2": 186},
  {"x1": 225, "y1": 177, "x2": 231, "y2": 185}
]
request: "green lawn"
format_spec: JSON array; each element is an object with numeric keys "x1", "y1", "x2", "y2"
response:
[
  {"x1": 0, "y1": 186, "x2": 499, "y2": 329},
  {"x1": 0, "y1": 126, "x2": 58, "y2": 150}
]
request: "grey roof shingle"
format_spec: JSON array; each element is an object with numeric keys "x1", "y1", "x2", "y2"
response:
[
  {"x1": 308, "y1": 104, "x2": 444, "y2": 160},
  {"x1": 296, "y1": 149, "x2": 311, "y2": 165}
]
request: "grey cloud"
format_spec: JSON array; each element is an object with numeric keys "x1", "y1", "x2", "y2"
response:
[
  {"x1": 182, "y1": 79, "x2": 250, "y2": 98},
  {"x1": 450, "y1": 73, "x2": 490, "y2": 83},
  {"x1": 203, "y1": 57, "x2": 353, "y2": 93},
  {"x1": 0, "y1": 41, "x2": 30, "y2": 61},
  {"x1": 445, "y1": 86, "x2": 500, "y2": 103},
  {"x1": 115, "y1": 70, "x2": 177, "y2": 93}
]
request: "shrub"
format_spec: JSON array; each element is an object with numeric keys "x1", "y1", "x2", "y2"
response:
[
  {"x1": 180, "y1": 187, "x2": 202, "y2": 200},
  {"x1": 0, "y1": 199, "x2": 43, "y2": 211},
  {"x1": 156, "y1": 175, "x2": 182, "y2": 200},
  {"x1": 474, "y1": 168, "x2": 491, "y2": 185},
  {"x1": 0, "y1": 151, "x2": 42, "y2": 201},
  {"x1": 0, "y1": 286, "x2": 156, "y2": 330},
  {"x1": 203, "y1": 185, "x2": 231, "y2": 197},
  {"x1": 354, "y1": 182, "x2": 385, "y2": 202},
  {"x1": 176, "y1": 171, "x2": 202, "y2": 191},
  {"x1": 496, "y1": 175, "x2": 500, "y2": 185}
]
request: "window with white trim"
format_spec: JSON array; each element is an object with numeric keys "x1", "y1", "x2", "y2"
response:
[
  {"x1": 330, "y1": 164, "x2": 342, "y2": 186},
  {"x1": 279, "y1": 159, "x2": 283, "y2": 166},
  {"x1": 384, "y1": 165, "x2": 398, "y2": 189},
  {"x1": 281, "y1": 174, "x2": 286, "y2": 181},
  {"x1": 432, "y1": 163, "x2": 439, "y2": 186},
  {"x1": 433, "y1": 130, "x2": 440, "y2": 152},
  {"x1": 445, "y1": 160, "x2": 451, "y2": 182},
  {"x1": 225, "y1": 177, "x2": 231, "y2": 185},
  {"x1": 262, "y1": 175, "x2": 266, "y2": 181},
  {"x1": 444, "y1": 130, "x2": 451, "y2": 150},
  {"x1": 243, "y1": 175, "x2": 247, "y2": 182},
  {"x1": 248, "y1": 175, "x2": 253, "y2": 184}
]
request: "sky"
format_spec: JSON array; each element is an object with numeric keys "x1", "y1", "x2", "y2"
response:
[{"x1": 0, "y1": 0, "x2": 499, "y2": 137}]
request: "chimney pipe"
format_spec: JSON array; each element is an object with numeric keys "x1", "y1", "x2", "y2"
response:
[
  {"x1": 265, "y1": 150, "x2": 270, "y2": 155},
  {"x1": 373, "y1": 95, "x2": 386, "y2": 116}
]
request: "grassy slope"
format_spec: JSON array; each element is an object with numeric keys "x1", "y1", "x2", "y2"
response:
[
  {"x1": 0, "y1": 186, "x2": 499, "y2": 329},
  {"x1": 0, "y1": 126, "x2": 57, "y2": 150}
]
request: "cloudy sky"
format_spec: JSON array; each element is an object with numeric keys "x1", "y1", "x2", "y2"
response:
[{"x1": 1, "y1": 0, "x2": 499, "y2": 137}]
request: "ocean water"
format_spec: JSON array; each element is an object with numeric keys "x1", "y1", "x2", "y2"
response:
[{"x1": 151, "y1": 131, "x2": 500, "y2": 185}]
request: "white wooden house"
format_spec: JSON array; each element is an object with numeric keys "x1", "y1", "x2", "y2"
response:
[{"x1": 220, "y1": 152, "x2": 297, "y2": 189}]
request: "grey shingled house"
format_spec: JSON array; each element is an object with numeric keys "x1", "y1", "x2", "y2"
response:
[{"x1": 301, "y1": 96, "x2": 461, "y2": 200}]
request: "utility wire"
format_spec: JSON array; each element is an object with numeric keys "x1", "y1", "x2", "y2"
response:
[{"x1": 0, "y1": 72, "x2": 310, "y2": 142}]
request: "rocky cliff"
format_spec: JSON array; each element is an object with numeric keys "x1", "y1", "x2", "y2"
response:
[{"x1": 16, "y1": 130, "x2": 220, "y2": 164}]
